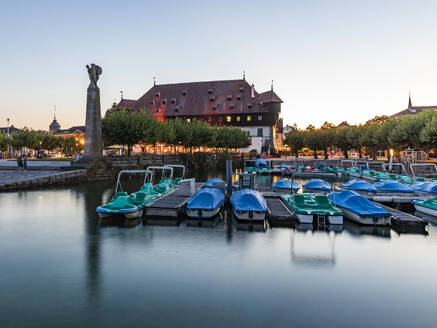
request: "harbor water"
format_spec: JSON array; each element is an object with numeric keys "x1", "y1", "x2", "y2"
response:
[{"x1": 1, "y1": 174, "x2": 437, "y2": 327}]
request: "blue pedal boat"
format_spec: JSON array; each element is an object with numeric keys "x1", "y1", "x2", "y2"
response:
[
  {"x1": 373, "y1": 180, "x2": 413, "y2": 193},
  {"x1": 328, "y1": 190, "x2": 391, "y2": 225},
  {"x1": 302, "y1": 179, "x2": 332, "y2": 192},
  {"x1": 230, "y1": 189, "x2": 267, "y2": 222},
  {"x1": 340, "y1": 179, "x2": 377, "y2": 193},
  {"x1": 271, "y1": 179, "x2": 300, "y2": 192},
  {"x1": 186, "y1": 187, "x2": 225, "y2": 219}
]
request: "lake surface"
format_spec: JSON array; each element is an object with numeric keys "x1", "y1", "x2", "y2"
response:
[{"x1": 1, "y1": 174, "x2": 437, "y2": 328}]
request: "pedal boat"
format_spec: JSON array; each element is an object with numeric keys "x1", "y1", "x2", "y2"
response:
[
  {"x1": 328, "y1": 190, "x2": 391, "y2": 225},
  {"x1": 230, "y1": 189, "x2": 267, "y2": 222},
  {"x1": 186, "y1": 187, "x2": 225, "y2": 219},
  {"x1": 413, "y1": 197, "x2": 437, "y2": 217},
  {"x1": 281, "y1": 193, "x2": 343, "y2": 224}
]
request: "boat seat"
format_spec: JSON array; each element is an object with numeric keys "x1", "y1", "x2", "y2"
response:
[
  {"x1": 294, "y1": 194, "x2": 307, "y2": 207},
  {"x1": 132, "y1": 192, "x2": 147, "y2": 205},
  {"x1": 116, "y1": 191, "x2": 128, "y2": 197},
  {"x1": 314, "y1": 195, "x2": 332, "y2": 209}
]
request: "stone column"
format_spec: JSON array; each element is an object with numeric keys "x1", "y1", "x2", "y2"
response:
[{"x1": 83, "y1": 85, "x2": 102, "y2": 161}]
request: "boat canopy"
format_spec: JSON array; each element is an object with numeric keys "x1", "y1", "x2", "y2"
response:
[
  {"x1": 204, "y1": 178, "x2": 225, "y2": 187},
  {"x1": 271, "y1": 179, "x2": 300, "y2": 191},
  {"x1": 340, "y1": 179, "x2": 377, "y2": 192},
  {"x1": 410, "y1": 181, "x2": 437, "y2": 193},
  {"x1": 278, "y1": 164, "x2": 289, "y2": 169},
  {"x1": 254, "y1": 158, "x2": 268, "y2": 168},
  {"x1": 328, "y1": 191, "x2": 390, "y2": 218},
  {"x1": 374, "y1": 180, "x2": 413, "y2": 193},
  {"x1": 230, "y1": 189, "x2": 267, "y2": 212},
  {"x1": 186, "y1": 188, "x2": 225, "y2": 211},
  {"x1": 302, "y1": 179, "x2": 332, "y2": 191},
  {"x1": 413, "y1": 197, "x2": 437, "y2": 210}
]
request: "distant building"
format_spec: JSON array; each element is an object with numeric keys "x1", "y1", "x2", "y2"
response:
[
  {"x1": 115, "y1": 78, "x2": 283, "y2": 154},
  {"x1": 48, "y1": 116, "x2": 85, "y2": 145},
  {"x1": 0, "y1": 125, "x2": 21, "y2": 135},
  {"x1": 392, "y1": 94, "x2": 437, "y2": 118}
]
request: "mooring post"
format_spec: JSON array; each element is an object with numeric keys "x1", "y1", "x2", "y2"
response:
[{"x1": 226, "y1": 159, "x2": 232, "y2": 197}]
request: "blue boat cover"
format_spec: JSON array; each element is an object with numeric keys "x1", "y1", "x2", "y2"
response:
[
  {"x1": 230, "y1": 189, "x2": 267, "y2": 212},
  {"x1": 340, "y1": 179, "x2": 377, "y2": 192},
  {"x1": 254, "y1": 158, "x2": 268, "y2": 168},
  {"x1": 410, "y1": 181, "x2": 437, "y2": 193},
  {"x1": 279, "y1": 164, "x2": 289, "y2": 169},
  {"x1": 374, "y1": 180, "x2": 413, "y2": 193},
  {"x1": 328, "y1": 191, "x2": 390, "y2": 218},
  {"x1": 187, "y1": 188, "x2": 225, "y2": 211},
  {"x1": 302, "y1": 179, "x2": 331, "y2": 191},
  {"x1": 271, "y1": 179, "x2": 300, "y2": 191},
  {"x1": 204, "y1": 178, "x2": 225, "y2": 187}
]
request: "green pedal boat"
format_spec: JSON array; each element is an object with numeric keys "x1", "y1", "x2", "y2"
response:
[{"x1": 281, "y1": 193, "x2": 343, "y2": 224}]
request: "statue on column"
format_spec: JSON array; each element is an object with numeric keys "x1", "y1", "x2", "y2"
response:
[{"x1": 86, "y1": 64, "x2": 102, "y2": 88}]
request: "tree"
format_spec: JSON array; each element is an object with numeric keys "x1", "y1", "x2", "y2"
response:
[
  {"x1": 420, "y1": 114, "x2": 437, "y2": 149},
  {"x1": 319, "y1": 122, "x2": 336, "y2": 159},
  {"x1": 334, "y1": 127, "x2": 354, "y2": 158},
  {"x1": 346, "y1": 126, "x2": 363, "y2": 157},
  {"x1": 60, "y1": 137, "x2": 83, "y2": 156},
  {"x1": 38, "y1": 134, "x2": 62, "y2": 152},
  {"x1": 359, "y1": 124, "x2": 378, "y2": 159},
  {"x1": 102, "y1": 109, "x2": 154, "y2": 156},
  {"x1": 0, "y1": 133, "x2": 10, "y2": 152},
  {"x1": 10, "y1": 129, "x2": 39, "y2": 151},
  {"x1": 303, "y1": 129, "x2": 320, "y2": 158},
  {"x1": 284, "y1": 129, "x2": 304, "y2": 157}
]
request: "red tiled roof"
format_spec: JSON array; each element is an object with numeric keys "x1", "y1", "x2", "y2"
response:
[{"x1": 116, "y1": 79, "x2": 281, "y2": 117}]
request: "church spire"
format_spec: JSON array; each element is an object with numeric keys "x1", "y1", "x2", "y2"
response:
[
  {"x1": 54, "y1": 105, "x2": 57, "y2": 121},
  {"x1": 408, "y1": 92, "x2": 412, "y2": 110}
]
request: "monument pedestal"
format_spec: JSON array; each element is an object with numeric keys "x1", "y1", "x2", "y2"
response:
[{"x1": 80, "y1": 85, "x2": 103, "y2": 163}]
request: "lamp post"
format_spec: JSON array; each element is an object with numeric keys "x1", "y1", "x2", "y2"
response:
[{"x1": 6, "y1": 118, "x2": 10, "y2": 158}]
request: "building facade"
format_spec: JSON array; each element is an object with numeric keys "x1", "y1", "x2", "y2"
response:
[
  {"x1": 48, "y1": 117, "x2": 85, "y2": 145},
  {"x1": 392, "y1": 94, "x2": 437, "y2": 118},
  {"x1": 115, "y1": 79, "x2": 283, "y2": 154}
]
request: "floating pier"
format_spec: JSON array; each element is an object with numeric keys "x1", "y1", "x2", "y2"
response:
[
  {"x1": 144, "y1": 182, "x2": 204, "y2": 220},
  {"x1": 265, "y1": 196, "x2": 294, "y2": 224},
  {"x1": 376, "y1": 203, "x2": 428, "y2": 228}
]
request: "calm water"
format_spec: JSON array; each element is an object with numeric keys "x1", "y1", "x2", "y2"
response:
[{"x1": 1, "y1": 174, "x2": 437, "y2": 328}]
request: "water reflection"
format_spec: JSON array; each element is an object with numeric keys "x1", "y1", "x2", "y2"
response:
[{"x1": 290, "y1": 230, "x2": 337, "y2": 267}]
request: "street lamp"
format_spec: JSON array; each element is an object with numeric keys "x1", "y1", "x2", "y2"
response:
[{"x1": 6, "y1": 118, "x2": 10, "y2": 159}]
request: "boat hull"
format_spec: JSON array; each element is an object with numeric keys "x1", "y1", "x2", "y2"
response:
[
  {"x1": 414, "y1": 204, "x2": 437, "y2": 217},
  {"x1": 295, "y1": 213, "x2": 343, "y2": 224},
  {"x1": 186, "y1": 205, "x2": 222, "y2": 219},
  {"x1": 232, "y1": 208, "x2": 266, "y2": 222},
  {"x1": 339, "y1": 207, "x2": 390, "y2": 225}
]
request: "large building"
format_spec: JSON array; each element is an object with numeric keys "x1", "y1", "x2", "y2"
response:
[
  {"x1": 115, "y1": 78, "x2": 283, "y2": 154},
  {"x1": 48, "y1": 116, "x2": 85, "y2": 145},
  {"x1": 392, "y1": 94, "x2": 437, "y2": 118}
]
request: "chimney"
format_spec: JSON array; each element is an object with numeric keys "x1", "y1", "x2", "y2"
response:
[{"x1": 251, "y1": 83, "x2": 255, "y2": 98}]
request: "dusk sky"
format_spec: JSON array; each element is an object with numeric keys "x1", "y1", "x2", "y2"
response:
[{"x1": 1, "y1": 0, "x2": 437, "y2": 130}]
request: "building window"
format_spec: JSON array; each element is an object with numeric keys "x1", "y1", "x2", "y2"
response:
[
  {"x1": 257, "y1": 128, "x2": 263, "y2": 137},
  {"x1": 258, "y1": 115, "x2": 262, "y2": 121},
  {"x1": 226, "y1": 116, "x2": 231, "y2": 122},
  {"x1": 247, "y1": 115, "x2": 251, "y2": 122},
  {"x1": 236, "y1": 116, "x2": 240, "y2": 122},
  {"x1": 186, "y1": 118, "x2": 191, "y2": 123}
]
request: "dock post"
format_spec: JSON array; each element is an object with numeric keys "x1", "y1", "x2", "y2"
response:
[{"x1": 226, "y1": 160, "x2": 232, "y2": 196}]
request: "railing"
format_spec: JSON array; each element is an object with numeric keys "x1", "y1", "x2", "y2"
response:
[
  {"x1": 382, "y1": 162, "x2": 408, "y2": 175},
  {"x1": 409, "y1": 163, "x2": 437, "y2": 178}
]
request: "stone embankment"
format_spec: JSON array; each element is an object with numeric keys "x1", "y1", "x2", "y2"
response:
[{"x1": 0, "y1": 170, "x2": 85, "y2": 191}]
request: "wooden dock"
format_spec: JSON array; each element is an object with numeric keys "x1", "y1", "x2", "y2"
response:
[
  {"x1": 376, "y1": 203, "x2": 428, "y2": 227},
  {"x1": 144, "y1": 182, "x2": 204, "y2": 219},
  {"x1": 264, "y1": 196, "x2": 295, "y2": 227}
]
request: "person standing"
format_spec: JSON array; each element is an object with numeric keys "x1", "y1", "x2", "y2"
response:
[
  {"x1": 23, "y1": 155, "x2": 27, "y2": 170},
  {"x1": 16, "y1": 155, "x2": 20, "y2": 170}
]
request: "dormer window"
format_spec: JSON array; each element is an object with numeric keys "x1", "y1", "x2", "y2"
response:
[
  {"x1": 211, "y1": 106, "x2": 217, "y2": 110},
  {"x1": 155, "y1": 92, "x2": 160, "y2": 98},
  {"x1": 239, "y1": 87, "x2": 244, "y2": 92},
  {"x1": 171, "y1": 98, "x2": 176, "y2": 104},
  {"x1": 208, "y1": 88, "x2": 214, "y2": 94},
  {"x1": 209, "y1": 96, "x2": 215, "y2": 102},
  {"x1": 227, "y1": 95, "x2": 233, "y2": 100},
  {"x1": 248, "y1": 103, "x2": 253, "y2": 109},
  {"x1": 162, "y1": 98, "x2": 167, "y2": 104},
  {"x1": 182, "y1": 90, "x2": 187, "y2": 96},
  {"x1": 236, "y1": 94, "x2": 241, "y2": 100},
  {"x1": 229, "y1": 103, "x2": 235, "y2": 110},
  {"x1": 175, "y1": 106, "x2": 179, "y2": 112}
]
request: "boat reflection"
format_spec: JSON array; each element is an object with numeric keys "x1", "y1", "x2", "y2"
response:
[
  {"x1": 343, "y1": 220, "x2": 391, "y2": 238},
  {"x1": 290, "y1": 230, "x2": 337, "y2": 267}
]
